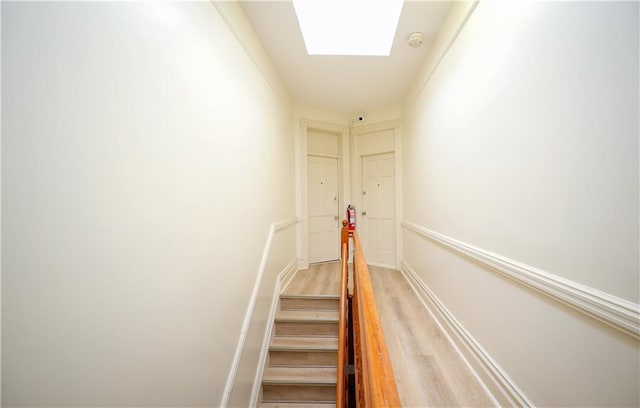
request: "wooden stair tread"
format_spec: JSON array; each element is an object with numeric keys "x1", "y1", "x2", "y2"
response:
[
  {"x1": 279, "y1": 296, "x2": 339, "y2": 312},
  {"x1": 262, "y1": 366, "x2": 337, "y2": 385},
  {"x1": 270, "y1": 336, "x2": 338, "y2": 351},
  {"x1": 275, "y1": 310, "x2": 338, "y2": 322},
  {"x1": 280, "y1": 294, "x2": 339, "y2": 300}
]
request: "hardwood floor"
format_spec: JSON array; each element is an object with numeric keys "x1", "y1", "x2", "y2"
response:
[
  {"x1": 284, "y1": 262, "x2": 496, "y2": 407},
  {"x1": 283, "y1": 262, "x2": 341, "y2": 296},
  {"x1": 369, "y1": 266, "x2": 495, "y2": 407}
]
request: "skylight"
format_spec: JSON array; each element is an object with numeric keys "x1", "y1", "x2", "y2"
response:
[{"x1": 292, "y1": 0, "x2": 404, "y2": 56}]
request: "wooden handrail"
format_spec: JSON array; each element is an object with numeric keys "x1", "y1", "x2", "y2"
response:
[
  {"x1": 351, "y1": 229, "x2": 401, "y2": 407},
  {"x1": 337, "y1": 241, "x2": 349, "y2": 407},
  {"x1": 337, "y1": 220, "x2": 400, "y2": 407}
]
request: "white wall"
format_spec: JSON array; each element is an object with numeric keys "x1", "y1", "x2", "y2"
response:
[
  {"x1": 402, "y1": 1, "x2": 639, "y2": 406},
  {"x1": 308, "y1": 128, "x2": 341, "y2": 157},
  {"x1": 2, "y1": 2, "x2": 294, "y2": 406}
]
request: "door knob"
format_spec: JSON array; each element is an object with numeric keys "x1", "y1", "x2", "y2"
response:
[
  {"x1": 334, "y1": 216, "x2": 339, "y2": 221},
  {"x1": 362, "y1": 211, "x2": 367, "y2": 216}
]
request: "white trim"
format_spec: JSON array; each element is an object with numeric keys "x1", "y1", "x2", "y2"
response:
[
  {"x1": 394, "y1": 121, "x2": 403, "y2": 269},
  {"x1": 279, "y1": 259, "x2": 300, "y2": 294},
  {"x1": 400, "y1": 261, "x2": 532, "y2": 408},
  {"x1": 350, "y1": 119, "x2": 400, "y2": 136},
  {"x1": 365, "y1": 260, "x2": 397, "y2": 270},
  {"x1": 304, "y1": 118, "x2": 346, "y2": 134},
  {"x1": 299, "y1": 119, "x2": 349, "y2": 269},
  {"x1": 220, "y1": 217, "x2": 298, "y2": 408},
  {"x1": 352, "y1": 120, "x2": 401, "y2": 269},
  {"x1": 273, "y1": 218, "x2": 298, "y2": 232},
  {"x1": 249, "y1": 257, "x2": 298, "y2": 408},
  {"x1": 308, "y1": 152, "x2": 340, "y2": 159},
  {"x1": 402, "y1": 221, "x2": 640, "y2": 339}
]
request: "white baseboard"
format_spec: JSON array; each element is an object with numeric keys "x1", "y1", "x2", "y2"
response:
[
  {"x1": 366, "y1": 260, "x2": 397, "y2": 269},
  {"x1": 400, "y1": 260, "x2": 533, "y2": 408},
  {"x1": 249, "y1": 257, "x2": 298, "y2": 407},
  {"x1": 297, "y1": 259, "x2": 309, "y2": 271},
  {"x1": 220, "y1": 218, "x2": 297, "y2": 408},
  {"x1": 280, "y1": 259, "x2": 300, "y2": 293}
]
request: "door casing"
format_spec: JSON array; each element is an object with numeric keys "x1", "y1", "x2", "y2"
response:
[
  {"x1": 351, "y1": 120, "x2": 402, "y2": 269},
  {"x1": 298, "y1": 119, "x2": 350, "y2": 270}
]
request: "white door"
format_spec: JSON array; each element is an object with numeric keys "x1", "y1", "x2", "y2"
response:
[
  {"x1": 308, "y1": 156, "x2": 340, "y2": 263},
  {"x1": 361, "y1": 153, "x2": 395, "y2": 266}
]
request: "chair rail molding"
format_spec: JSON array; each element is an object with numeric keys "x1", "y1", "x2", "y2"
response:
[
  {"x1": 402, "y1": 221, "x2": 640, "y2": 340},
  {"x1": 220, "y1": 217, "x2": 298, "y2": 408},
  {"x1": 249, "y1": 257, "x2": 298, "y2": 407}
]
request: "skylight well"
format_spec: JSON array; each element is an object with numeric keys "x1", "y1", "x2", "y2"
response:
[{"x1": 292, "y1": 0, "x2": 404, "y2": 56}]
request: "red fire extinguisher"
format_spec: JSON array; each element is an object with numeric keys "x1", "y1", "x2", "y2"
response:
[{"x1": 347, "y1": 205, "x2": 356, "y2": 231}]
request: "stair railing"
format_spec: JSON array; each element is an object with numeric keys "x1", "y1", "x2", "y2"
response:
[
  {"x1": 337, "y1": 222, "x2": 349, "y2": 407},
  {"x1": 337, "y1": 220, "x2": 401, "y2": 407}
]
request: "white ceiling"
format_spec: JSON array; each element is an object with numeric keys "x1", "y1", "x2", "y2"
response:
[{"x1": 239, "y1": 1, "x2": 454, "y2": 115}]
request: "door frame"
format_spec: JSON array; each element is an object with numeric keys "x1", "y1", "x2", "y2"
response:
[
  {"x1": 307, "y1": 154, "x2": 340, "y2": 264},
  {"x1": 298, "y1": 119, "x2": 350, "y2": 270},
  {"x1": 351, "y1": 119, "x2": 402, "y2": 269}
]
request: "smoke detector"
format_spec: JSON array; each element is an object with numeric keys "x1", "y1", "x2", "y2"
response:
[{"x1": 408, "y1": 32, "x2": 424, "y2": 48}]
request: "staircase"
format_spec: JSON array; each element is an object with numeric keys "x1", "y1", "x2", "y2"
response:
[{"x1": 260, "y1": 294, "x2": 340, "y2": 407}]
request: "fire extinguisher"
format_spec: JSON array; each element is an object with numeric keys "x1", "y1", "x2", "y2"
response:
[{"x1": 347, "y1": 205, "x2": 356, "y2": 231}]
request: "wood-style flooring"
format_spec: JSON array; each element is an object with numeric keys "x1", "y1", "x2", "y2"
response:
[
  {"x1": 283, "y1": 262, "x2": 342, "y2": 296},
  {"x1": 284, "y1": 262, "x2": 496, "y2": 407}
]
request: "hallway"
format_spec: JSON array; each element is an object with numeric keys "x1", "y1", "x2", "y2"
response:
[
  {"x1": 286, "y1": 263, "x2": 495, "y2": 407},
  {"x1": 2, "y1": 1, "x2": 638, "y2": 407}
]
